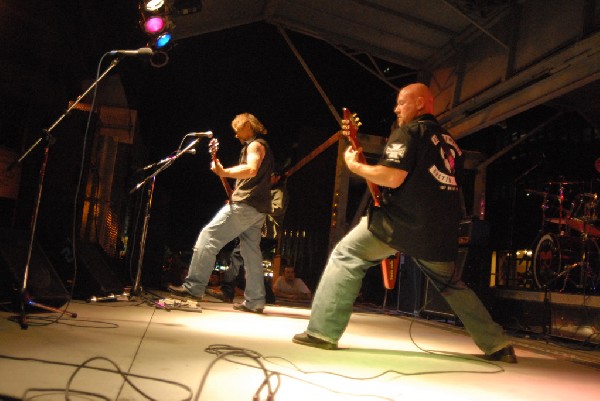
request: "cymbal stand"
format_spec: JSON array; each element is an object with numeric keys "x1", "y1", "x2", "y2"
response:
[
  {"x1": 541, "y1": 261, "x2": 580, "y2": 336},
  {"x1": 576, "y1": 229, "x2": 596, "y2": 293},
  {"x1": 129, "y1": 138, "x2": 201, "y2": 307},
  {"x1": 8, "y1": 58, "x2": 122, "y2": 329},
  {"x1": 541, "y1": 281, "x2": 553, "y2": 336},
  {"x1": 557, "y1": 184, "x2": 566, "y2": 235},
  {"x1": 569, "y1": 194, "x2": 597, "y2": 292}
]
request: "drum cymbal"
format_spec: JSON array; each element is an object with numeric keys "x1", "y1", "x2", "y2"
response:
[
  {"x1": 545, "y1": 217, "x2": 567, "y2": 225},
  {"x1": 525, "y1": 189, "x2": 560, "y2": 200},
  {"x1": 547, "y1": 181, "x2": 584, "y2": 185},
  {"x1": 566, "y1": 218, "x2": 600, "y2": 237},
  {"x1": 525, "y1": 189, "x2": 546, "y2": 196}
]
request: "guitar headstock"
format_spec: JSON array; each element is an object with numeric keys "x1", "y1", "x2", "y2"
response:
[
  {"x1": 341, "y1": 107, "x2": 362, "y2": 152},
  {"x1": 208, "y1": 138, "x2": 219, "y2": 158},
  {"x1": 341, "y1": 107, "x2": 361, "y2": 140}
]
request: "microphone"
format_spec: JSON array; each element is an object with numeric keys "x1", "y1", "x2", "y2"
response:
[
  {"x1": 108, "y1": 47, "x2": 153, "y2": 56},
  {"x1": 189, "y1": 131, "x2": 213, "y2": 138}
]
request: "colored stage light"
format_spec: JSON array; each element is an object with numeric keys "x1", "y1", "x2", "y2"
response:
[
  {"x1": 139, "y1": 0, "x2": 175, "y2": 66},
  {"x1": 155, "y1": 32, "x2": 172, "y2": 49},
  {"x1": 144, "y1": 16, "x2": 165, "y2": 34}
]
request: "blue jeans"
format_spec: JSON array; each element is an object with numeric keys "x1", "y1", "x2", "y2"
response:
[
  {"x1": 306, "y1": 216, "x2": 510, "y2": 355},
  {"x1": 220, "y1": 238, "x2": 245, "y2": 300},
  {"x1": 183, "y1": 203, "x2": 266, "y2": 310}
]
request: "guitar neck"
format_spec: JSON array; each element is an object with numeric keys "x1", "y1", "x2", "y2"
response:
[
  {"x1": 220, "y1": 177, "x2": 233, "y2": 199},
  {"x1": 215, "y1": 164, "x2": 233, "y2": 198}
]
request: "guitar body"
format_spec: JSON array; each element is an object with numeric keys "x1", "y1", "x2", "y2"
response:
[
  {"x1": 381, "y1": 253, "x2": 400, "y2": 290},
  {"x1": 208, "y1": 138, "x2": 233, "y2": 199},
  {"x1": 341, "y1": 108, "x2": 399, "y2": 290}
]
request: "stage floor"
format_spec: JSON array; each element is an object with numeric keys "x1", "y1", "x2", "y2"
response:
[{"x1": 1, "y1": 292, "x2": 599, "y2": 401}]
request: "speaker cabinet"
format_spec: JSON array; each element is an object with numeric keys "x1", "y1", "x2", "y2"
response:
[
  {"x1": 421, "y1": 246, "x2": 491, "y2": 319},
  {"x1": 75, "y1": 241, "x2": 124, "y2": 298},
  {"x1": 422, "y1": 278, "x2": 456, "y2": 319},
  {"x1": 48, "y1": 240, "x2": 124, "y2": 299},
  {"x1": 0, "y1": 228, "x2": 69, "y2": 307}
]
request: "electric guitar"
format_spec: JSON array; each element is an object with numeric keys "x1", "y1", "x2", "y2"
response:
[
  {"x1": 341, "y1": 108, "x2": 400, "y2": 290},
  {"x1": 208, "y1": 138, "x2": 233, "y2": 199},
  {"x1": 341, "y1": 108, "x2": 381, "y2": 206}
]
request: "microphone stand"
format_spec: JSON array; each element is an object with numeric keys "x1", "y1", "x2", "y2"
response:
[
  {"x1": 10, "y1": 58, "x2": 122, "y2": 329},
  {"x1": 129, "y1": 138, "x2": 201, "y2": 308},
  {"x1": 540, "y1": 262, "x2": 580, "y2": 337}
]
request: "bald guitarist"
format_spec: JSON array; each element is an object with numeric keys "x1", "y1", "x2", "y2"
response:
[{"x1": 293, "y1": 84, "x2": 517, "y2": 365}]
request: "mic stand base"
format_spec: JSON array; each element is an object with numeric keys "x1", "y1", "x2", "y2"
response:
[
  {"x1": 16, "y1": 291, "x2": 77, "y2": 330},
  {"x1": 128, "y1": 286, "x2": 171, "y2": 311}
]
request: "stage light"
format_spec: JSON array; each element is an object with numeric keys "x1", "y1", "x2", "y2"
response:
[
  {"x1": 144, "y1": 16, "x2": 165, "y2": 34},
  {"x1": 139, "y1": 0, "x2": 175, "y2": 66},
  {"x1": 143, "y1": 0, "x2": 165, "y2": 13},
  {"x1": 155, "y1": 32, "x2": 172, "y2": 49}
]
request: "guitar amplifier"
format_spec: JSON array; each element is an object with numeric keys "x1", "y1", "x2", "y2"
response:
[{"x1": 458, "y1": 218, "x2": 489, "y2": 247}]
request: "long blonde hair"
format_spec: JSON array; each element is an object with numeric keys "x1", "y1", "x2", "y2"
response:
[{"x1": 231, "y1": 113, "x2": 268, "y2": 135}]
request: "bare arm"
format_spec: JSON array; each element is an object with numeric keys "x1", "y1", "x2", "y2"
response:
[
  {"x1": 344, "y1": 146, "x2": 407, "y2": 188},
  {"x1": 211, "y1": 140, "x2": 265, "y2": 179}
]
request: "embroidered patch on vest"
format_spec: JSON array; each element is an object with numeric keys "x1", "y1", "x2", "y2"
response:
[{"x1": 385, "y1": 143, "x2": 406, "y2": 162}]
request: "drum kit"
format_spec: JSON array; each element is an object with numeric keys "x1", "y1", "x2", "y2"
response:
[{"x1": 526, "y1": 181, "x2": 600, "y2": 292}]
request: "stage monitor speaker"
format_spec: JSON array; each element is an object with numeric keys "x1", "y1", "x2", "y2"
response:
[
  {"x1": 0, "y1": 228, "x2": 69, "y2": 307},
  {"x1": 421, "y1": 245, "x2": 492, "y2": 319},
  {"x1": 422, "y1": 280, "x2": 456, "y2": 319},
  {"x1": 60, "y1": 241, "x2": 125, "y2": 299},
  {"x1": 421, "y1": 247, "x2": 469, "y2": 319}
]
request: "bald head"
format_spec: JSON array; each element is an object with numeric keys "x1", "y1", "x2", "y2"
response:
[{"x1": 394, "y1": 83, "x2": 434, "y2": 126}]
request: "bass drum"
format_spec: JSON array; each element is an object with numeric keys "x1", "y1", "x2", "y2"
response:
[{"x1": 533, "y1": 233, "x2": 600, "y2": 291}]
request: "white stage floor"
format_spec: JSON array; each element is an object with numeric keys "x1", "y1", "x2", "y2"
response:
[{"x1": 1, "y1": 293, "x2": 599, "y2": 401}]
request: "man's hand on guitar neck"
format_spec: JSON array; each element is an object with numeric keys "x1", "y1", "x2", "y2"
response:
[
  {"x1": 210, "y1": 159, "x2": 226, "y2": 176},
  {"x1": 343, "y1": 146, "x2": 363, "y2": 171}
]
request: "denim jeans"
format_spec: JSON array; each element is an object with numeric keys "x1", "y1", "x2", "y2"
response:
[
  {"x1": 306, "y1": 216, "x2": 510, "y2": 355},
  {"x1": 220, "y1": 238, "x2": 245, "y2": 300},
  {"x1": 183, "y1": 203, "x2": 266, "y2": 310}
]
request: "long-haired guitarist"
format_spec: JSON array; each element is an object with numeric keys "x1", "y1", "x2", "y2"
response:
[
  {"x1": 293, "y1": 83, "x2": 517, "y2": 363},
  {"x1": 168, "y1": 113, "x2": 274, "y2": 314}
]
